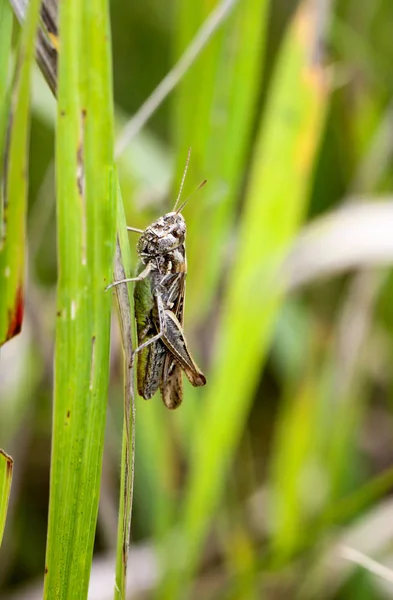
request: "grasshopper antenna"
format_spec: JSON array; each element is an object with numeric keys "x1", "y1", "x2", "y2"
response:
[
  {"x1": 173, "y1": 147, "x2": 191, "y2": 212},
  {"x1": 175, "y1": 179, "x2": 207, "y2": 215},
  {"x1": 127, "y1": 226, "x2": 144, "y2": 234}
]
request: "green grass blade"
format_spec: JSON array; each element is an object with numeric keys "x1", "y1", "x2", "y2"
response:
[
  {"x1": 268, "y1": 377, "x2": 323, "y2": 559},
  {"x1": 113, "y1": 180, "x2": 135, "y2": 600},
  {"x1": 0, "y1": 0, "x2": 40, "y2": 345},
  {"x1": 0, "y1": 449, "x2": 13, "y2": 547},
  {"x1": 0, "y1": 0, "x2": 13, "y2": 236},
  {"x1": 173, "y1": 0, "x2": 269, "y2": 320},
  {"x1": 43, "y1": 0, "x2": 116, "y2": 596},
  {"x1": 159, "y1": 2, "x2": 329, "y2": 597},
  {"x1": 134, "y1": 402, "x2": 179, "y2": 541},
  {"x1": 324, "y1": 464, "x2": 393, "y2": 528}
]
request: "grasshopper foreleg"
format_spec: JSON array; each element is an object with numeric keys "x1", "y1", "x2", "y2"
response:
[{"x1": 105, "y1": 262, "x2": 153, "y2": 291}]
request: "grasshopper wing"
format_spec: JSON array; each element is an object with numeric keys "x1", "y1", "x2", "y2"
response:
[
  {"x1": 134, "y1": 265, "x2": 167, "y2": 400},
  {"x1": 160, "y1": 354, "x2": 183, "y2": 409}
]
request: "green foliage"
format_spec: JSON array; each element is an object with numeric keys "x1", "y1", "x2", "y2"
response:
[
  {"x1": 43, "y1": 0, "x2": 116, "y2": 597},
  {"x1": 0, "y1": 450, "x2": 13, "y2": 547},
  {"x1": 0, "y1": 0, "x2": 12, "y2": 233},
  {"x1": 0, "y1": 0, "x2": 39, "y2": 344}
]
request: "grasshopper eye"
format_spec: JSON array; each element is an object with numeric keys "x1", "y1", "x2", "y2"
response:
[{"x1": 173, "y1": 228, "x2": 183, "y2": 238}]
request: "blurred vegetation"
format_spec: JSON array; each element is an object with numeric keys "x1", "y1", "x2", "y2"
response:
[{"x1": 2, "y1": 0, "x2": 393, "y2": 599}]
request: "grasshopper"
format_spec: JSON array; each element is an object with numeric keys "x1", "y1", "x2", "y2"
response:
[{"x1": 108, "y1": 151, "x2": 206, "y2": 409}]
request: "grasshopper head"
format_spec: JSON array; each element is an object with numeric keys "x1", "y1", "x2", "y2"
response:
[{"x1": 138, "y1": 212, "x2": 186, "y2": 257}]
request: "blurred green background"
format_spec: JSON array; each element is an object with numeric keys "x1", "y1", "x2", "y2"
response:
[{"x1": 3, "y1": 0, "x2": 393, "y2": 598}]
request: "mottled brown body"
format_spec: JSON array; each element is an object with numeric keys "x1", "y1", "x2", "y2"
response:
[{"x1": 133, "y1": 211, "x2": 206, "y2": 409}]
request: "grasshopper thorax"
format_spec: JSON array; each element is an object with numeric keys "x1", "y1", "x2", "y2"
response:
[{"x1": 137, "y1": 212, "x2": 186, "y2": 260}]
